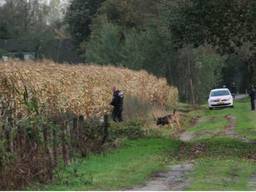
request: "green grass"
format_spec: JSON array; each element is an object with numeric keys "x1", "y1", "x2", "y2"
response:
[
  {"x1": 30, "y1": 138, "x2": 181, "y2": 191},
  {"x1": 179, "y1": 137, "x2": 256, "y2": 160},
  {"x1": 176, "y1": 136, "x2": 256, "y2": 190},
  {"x1": 233, "y1": 99, "x2": 256, "y2": 140},
  {"x1": 187, "y1": 158, "x2": 256, "y2": 191},
  {"x1": 189, "y1": 115, "x2": 228, "y2": 132},
  {"x1": 181, "y1": 98, "x2": 256, "y2": 190},
  {"x1": 185, "y1": 98, "x2": 256, "y2": 141}
]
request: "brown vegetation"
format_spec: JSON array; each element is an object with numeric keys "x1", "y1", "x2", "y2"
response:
[
  {"x1": 0, "y1": 60, "x2": 178, "y2": 119},
  {"x1": 0, "y1": 60, "x2": 178, "y2": 190}
]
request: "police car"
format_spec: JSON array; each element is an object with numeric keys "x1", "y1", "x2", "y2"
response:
[{"x1": 208, "y1": 88, "x2": 234, "y2": 110}]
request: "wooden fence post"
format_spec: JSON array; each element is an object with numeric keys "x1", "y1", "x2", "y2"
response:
[
  {"x1": 16, "y1": 125, "x2": 25, "y2": 154},
  {"x1": 101, "y1": 115, "x2": 109, "y2": 145},
  {"x1": 67, "y1": 120, "x2": 73, "y2": 162},
  {"x1": 4, "y1": 124, "x2": 10, "y2": 152},
  {"x1": 61, "y1": 121, "x2": 70, "y2": 165},
  {"x1": 78, "y1": 115, "x2": 87, "y2": 156},
  {"x1": 4, "y1": 116, "x2": 14, "y2": 153},
  {"x1": 72, "y1": 117, "x2": 78, "y2": 149},
  {"x1": 52, "y1": 124, "x2": 57, "y2": 167},
  {"x1": 78, "y1": 115, "x2": 84, "y2": 146},
  {"x1": 43, "y1": 125, "x2": 53, "y2": 180}
]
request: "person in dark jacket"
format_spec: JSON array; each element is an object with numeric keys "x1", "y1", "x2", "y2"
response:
[
  {"x1": 110, "y1": 86, "x2": 124, "y2": 122},
  {"x1": 249, "y1": 85, "x2": 256, "y2": 111}
]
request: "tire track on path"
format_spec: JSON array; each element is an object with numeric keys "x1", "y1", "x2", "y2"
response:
[{"x1": 128, "y1": 162, "x2": 194, "y2": 191}]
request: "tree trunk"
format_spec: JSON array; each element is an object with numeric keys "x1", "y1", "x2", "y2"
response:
[
  {"x1": 189, "y1": 78, "x2": 196, "y2": 106},
  {"x1": 187, "y1": 52, "x2": 196, "y2": 106}
]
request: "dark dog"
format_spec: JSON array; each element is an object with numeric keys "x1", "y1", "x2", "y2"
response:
[{"x1": 156, "y1": 109, "x2": 181, "y2": 130}]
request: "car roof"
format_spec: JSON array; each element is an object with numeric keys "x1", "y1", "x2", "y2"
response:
[{"x1": 210, "y1": 88, "x2": 230, "y2": 92}]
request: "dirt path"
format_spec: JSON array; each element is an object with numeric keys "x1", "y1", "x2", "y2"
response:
[
  {"x1": 179, "y1": 132, "x2": 194, "y2": 142},
  {"x1": 224, "y1": 115, "x2": 236, "y2": 136},
  {"x1": 179, "y1": 115, "x2": 202, "y2": 142},
  {"x1": 248, "y1": 173, "x2": 256, "y2": 190},
  {"x1": 130, "y1": 95, "x2": 250, "y2": 191},
  {"x1": 224, "y1": 115, "x2": 251, "y2": 143},
  {"x1": 180, "y1": 114, "x2": 251, "y2": 143},
  {"x1": 129, "y1": 162, "x2": 194, "y2": 191},
  {"x1": 234, "y1": 94, "x2": 248, "y2": 100}
]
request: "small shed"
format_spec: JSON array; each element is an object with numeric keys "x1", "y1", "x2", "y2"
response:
[{"x1": 0, "y1": 39, "x2": 37, "y2": 61}]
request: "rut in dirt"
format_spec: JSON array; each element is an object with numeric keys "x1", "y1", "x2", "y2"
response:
[
  {"x1": 180, "y1": 114, "x2": 252, "y2": 143},
  {"x1": 128, "y1": 162, "x2": 194, "y2": 191},
  {"x1": 224, "y1": 115, "x2": 251, "y2": 143}
]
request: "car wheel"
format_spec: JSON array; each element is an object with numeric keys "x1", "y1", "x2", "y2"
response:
[{"x1": 209, "y1": 107, "x2": 213, "y2": 110}]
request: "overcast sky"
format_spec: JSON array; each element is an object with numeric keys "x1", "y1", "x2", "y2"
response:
[
  {"x1": 0, "y1": 0, "x2": 70, "y2": 7},
  {"x1": 0, "y1": 0, "x2": 5, "y2": 6}
]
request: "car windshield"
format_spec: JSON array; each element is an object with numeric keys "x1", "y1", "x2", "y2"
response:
[{"x1": 211, "y1": 90, "x2": 230, "y2": 97}]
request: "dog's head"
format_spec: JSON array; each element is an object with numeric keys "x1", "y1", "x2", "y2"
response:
[
  {"x1": 156, "y1": 117, "x2": 163, "y2": 125},
  {"x1": 154, "y1": 109, "x2": 177, "y2": 126},
  {"x1": 156, "y1": 115, "x2": 171, "y2": 126}
]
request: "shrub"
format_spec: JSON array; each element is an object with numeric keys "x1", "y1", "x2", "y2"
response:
[
  {"x1": 109, "y1": 120, "x2": 145, "y2": 139},
  {"x1": 123, "y1": 95, "x2": 153, "y2": 122}
]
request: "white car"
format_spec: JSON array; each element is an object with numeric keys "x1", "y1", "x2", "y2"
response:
[{"x1": 208, "y1": 88, "x2": 234, "y2": 109}]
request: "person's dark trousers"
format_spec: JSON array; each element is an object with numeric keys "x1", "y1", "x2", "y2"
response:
[
  {"x1": 112, "y1": 107, "x2": 123, "y2": 122},
  {"x1": 251, "y1": 99, "x2": 255, "y2": 111},
  {"x1": 116, "y1": 108, "x2": 123, "y2": 122}
]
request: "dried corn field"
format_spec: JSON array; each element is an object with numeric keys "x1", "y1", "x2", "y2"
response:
[
  {"x1": 0, "y1": 60, "x2": 178, "y2": 190},
  {"x1": 0, "y1": 60, "x2": 178, "y2": 118}
]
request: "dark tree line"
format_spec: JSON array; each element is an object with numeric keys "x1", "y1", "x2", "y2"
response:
[
  {"x1": 1, "y1": 0, "x2": 256, "y2": 104},
  {"x1": 0, "y1": 0, "x2": 54, "y2": 39},
  {"x1": 0, "y1": 0, "x2": 68, "y2": 60},
  {"x1": 66, "y1": 0, "x2": 255, "y2": 104}
]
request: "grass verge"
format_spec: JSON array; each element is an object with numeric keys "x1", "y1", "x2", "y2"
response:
[
  {"x1": 187, "y1": 158, "x2": 256, "y2": 191},
  {"x1": 29, "y1": 138, "x2": 181, "y2": 191}
]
